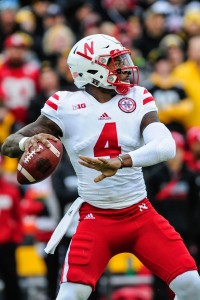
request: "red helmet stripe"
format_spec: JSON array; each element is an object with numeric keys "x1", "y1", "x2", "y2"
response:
[{"x1": 76, "y1": 51, "x2": 93, "y2": 60}]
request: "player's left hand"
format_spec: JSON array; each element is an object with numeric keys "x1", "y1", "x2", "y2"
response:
[{"x1": 78, "y1": 155, "x2": 122, "y2": 182}]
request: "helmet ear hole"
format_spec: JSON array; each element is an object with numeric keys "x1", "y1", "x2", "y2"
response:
[{"x1": 87, "y1": 70, "x2": 98, "y2": 74}]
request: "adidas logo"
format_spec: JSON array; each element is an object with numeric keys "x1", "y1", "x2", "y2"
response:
[
  {"x1": 84, "y1": 213, "x2": 95, "y2": 220},
  {"x1": 98, "y1": 112, "x2": 111, "y2": 120}
]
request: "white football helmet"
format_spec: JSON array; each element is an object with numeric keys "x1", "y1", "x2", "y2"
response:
[{"x1": 67, "y1": 34, "x2": 139, "y2": 95}]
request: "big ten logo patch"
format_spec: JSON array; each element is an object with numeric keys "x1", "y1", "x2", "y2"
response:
[{"x1": 72, "y1": 103, "x2": 86, "y2": 110}]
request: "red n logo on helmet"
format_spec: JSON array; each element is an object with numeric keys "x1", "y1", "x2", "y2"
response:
[{"x1": 77, "y1": 41, "x2": 94, "y2": 60}]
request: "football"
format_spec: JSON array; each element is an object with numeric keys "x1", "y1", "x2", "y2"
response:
[{"x1": 17, "y1": 139, "x2": 63, "y2": 184}]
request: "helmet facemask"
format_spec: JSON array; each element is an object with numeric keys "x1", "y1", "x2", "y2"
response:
[{"x1": 97, "y1": 49, "x2": 139, "y2": 95}]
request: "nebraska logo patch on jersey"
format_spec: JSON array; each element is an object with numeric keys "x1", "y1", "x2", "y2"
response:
[{"x1": 118, "y1": 97, "x2": 136, "y2": 113}]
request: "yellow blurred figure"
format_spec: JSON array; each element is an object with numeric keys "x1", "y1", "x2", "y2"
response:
[{"x1": 172, "y1": 36, "x2": 200, "y2": 128}]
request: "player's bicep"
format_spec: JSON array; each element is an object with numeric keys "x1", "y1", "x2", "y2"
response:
[
  {"x1": 140, "y1": 111, "x2": 160, "y2": 134},
  {"x1": 18, "y1": 115, "x2": 63, "y2": 138}
]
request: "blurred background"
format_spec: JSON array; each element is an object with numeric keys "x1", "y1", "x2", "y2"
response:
[{"x1": 0, "y1": 0, "x2": 200, "y2": 299}]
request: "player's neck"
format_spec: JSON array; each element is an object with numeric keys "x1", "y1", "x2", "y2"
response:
[{"x1": 85, "y1": 84, "x2": 117, "y2": 103}]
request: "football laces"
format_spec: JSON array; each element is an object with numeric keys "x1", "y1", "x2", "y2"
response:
[{"x1": 23, "y1": 145, "x2": 44, "y2": 164}]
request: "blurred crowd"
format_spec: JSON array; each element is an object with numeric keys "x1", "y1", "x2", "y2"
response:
[{"x1": 0, "y1": 0, "x2": 200, "y2": 300}]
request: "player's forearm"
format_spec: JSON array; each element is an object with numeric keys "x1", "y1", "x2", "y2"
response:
[
  {"x1": 1, "y1": 132, "x2": 28, "y2": 158},
  {"x1": 1, "y1": 121, "x2": 41, "y2": 157},
  {"x1": 1, "y1": 116, "x2": 62, "y2": 158},
  {"x1": 127, "y1": 123, "x2": 176, "y2": 167},
  {"x1": 128, "y1": 137, "x2": 175, "y2": 167}
]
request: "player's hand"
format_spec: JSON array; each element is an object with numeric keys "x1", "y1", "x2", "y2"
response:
[
  {"x1": 24, "y1": 133, "x2": 58, "y2": 152},
  {"x1": 78, "y1": 155, "x2": 122, "y2": 182}
]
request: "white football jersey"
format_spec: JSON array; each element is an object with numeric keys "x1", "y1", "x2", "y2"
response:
[{"x1": 41, "y1": 86, "x2": 158, "y2": 209}]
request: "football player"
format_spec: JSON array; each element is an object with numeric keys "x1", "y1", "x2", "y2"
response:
[{"x1": 1, "y1": 34, "x2": 200, "y2": 300}]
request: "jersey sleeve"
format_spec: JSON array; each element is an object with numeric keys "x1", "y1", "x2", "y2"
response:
[
  {"x1": 41, "y1": 91, "x2": 65, "y2": 135},
  {"x1": 138, "y1": 88, "x2": 158, "y2": 123}
]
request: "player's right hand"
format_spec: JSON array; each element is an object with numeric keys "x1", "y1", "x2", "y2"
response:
[{"x1": 24, "y1": 133, "x2": 58, "y2": 152}]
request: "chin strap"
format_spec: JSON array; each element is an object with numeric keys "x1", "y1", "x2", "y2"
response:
[
  {"x1": 99, "y1": 83, "x2": 130, "y2": 95},
  {"x1": 116, "y1": 85, "x2": 130, "y2": 95}
]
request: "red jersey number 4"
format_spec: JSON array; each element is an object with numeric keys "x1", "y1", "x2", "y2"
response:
[{"x1": 94, "y1": 123, "x2": 121, "y2": 158}]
